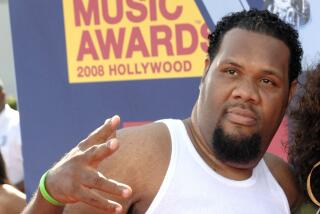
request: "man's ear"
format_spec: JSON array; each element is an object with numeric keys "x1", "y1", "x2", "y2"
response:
[
  {"x1": 288, "y1": 79, "x2": 298, "y2": 102},
  {"x1": 201, "y1": 58, "x2": 211, "y2": 83}
]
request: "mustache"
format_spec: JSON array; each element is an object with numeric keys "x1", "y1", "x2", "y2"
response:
[{"x1": 223, "y1": 103, "x2": 260, "y2": 120}]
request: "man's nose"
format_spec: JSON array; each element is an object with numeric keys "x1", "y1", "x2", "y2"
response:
[{"x1": 231, "y1": 79, "x2": 260, "y2": 104}]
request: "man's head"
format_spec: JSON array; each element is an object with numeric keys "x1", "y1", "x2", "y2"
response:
[
  {"x1": 193, "y1": 9, "x2": 302, "y2": 168},
  {"x1": 207, "y1": 9, "x2": 302, "y2": 84}
]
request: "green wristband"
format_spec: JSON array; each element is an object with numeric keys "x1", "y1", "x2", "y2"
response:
[{"x1": 39, "y1": 171, "x2": 64, "y2": 206}]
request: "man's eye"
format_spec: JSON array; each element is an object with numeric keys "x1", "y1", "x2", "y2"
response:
[
  {"x1": 261, "y1": 79, "x2": 274, "y2": 85},
  {"x1": 226, "y1": 69, "x2": 237, "y2": 75}
]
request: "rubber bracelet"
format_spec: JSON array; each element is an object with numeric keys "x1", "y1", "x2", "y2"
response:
[{"x1": 39, "y1": 171, "x2": 64, "y2": 206}]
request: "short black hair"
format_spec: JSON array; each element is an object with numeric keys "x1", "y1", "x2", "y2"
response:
[{"x1": 208, "y1": 9, "x2": 302, "y2": 84}]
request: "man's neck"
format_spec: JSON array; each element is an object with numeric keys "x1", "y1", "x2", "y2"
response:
[{"x1": 184, "y1": 116, "x2": 254, "y2": 181}]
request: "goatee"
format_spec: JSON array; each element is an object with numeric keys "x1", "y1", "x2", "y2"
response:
[{"x1": 212, "y1": 127, "x2": 261, "y2": 164}]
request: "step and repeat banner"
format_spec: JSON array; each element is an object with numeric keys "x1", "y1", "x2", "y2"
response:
[{"x1": 9, "y1": 0, "x2": 320, "y2": 198}]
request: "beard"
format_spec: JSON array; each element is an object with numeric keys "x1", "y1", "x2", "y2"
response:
[{"x1": 212, "y1": 127, "x2": 262, "y2": 164}]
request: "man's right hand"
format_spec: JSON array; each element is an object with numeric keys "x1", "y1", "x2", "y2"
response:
[{"x1": 43, "y1": 115, "x2": 132, "y2": 213}]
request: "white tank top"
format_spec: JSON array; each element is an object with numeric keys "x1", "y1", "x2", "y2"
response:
[{"x1": 146, "y1": 119, "x2": 290, "y2": 214}]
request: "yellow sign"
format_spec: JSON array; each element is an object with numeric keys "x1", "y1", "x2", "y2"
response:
[{"x1": 63, "y1": 0, "x2": 208, "y2": 83}]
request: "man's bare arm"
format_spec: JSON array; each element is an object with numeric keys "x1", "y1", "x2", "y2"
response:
[{"x1": 23, "y1": 115, "x2": 132, "y2": 214}]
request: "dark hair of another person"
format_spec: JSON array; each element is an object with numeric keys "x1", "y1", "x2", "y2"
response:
[
  {"x1": 207, "y1": 9, "x2": 303, "y2": 84},
  {"x1": 289, "y1": 64, "x2": 320, "y2": 203},
  {"x1": 0, "y1": 152, "x2": 8, "y2": 185}
]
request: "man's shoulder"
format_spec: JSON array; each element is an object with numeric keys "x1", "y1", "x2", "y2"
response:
[
  {"x1": 118, "y1": 119, "x2": 170, "y2": 143},
  {"x1": 114, "y1": 120, "x2": 172, "y2": 169},
  {"x1": 263, "y1": 153, "x2": 301, "y2": 210},
  {"x1": 90, "y1": 121, "x2": 173, "y2": 213},
  {"x1": 100, "y1": 119, "x2": 172, "y2": 180}
]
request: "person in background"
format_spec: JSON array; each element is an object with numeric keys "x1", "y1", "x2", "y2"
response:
[
  {"x1": 289, "y1": 63, "x2": 320, "y2": 213},
  {"x1": 0, "y1": 78, "x2": 24, "y2": 192},
  {"x1": 0, "y1": 151, "x2": 26, "y2": 213}
]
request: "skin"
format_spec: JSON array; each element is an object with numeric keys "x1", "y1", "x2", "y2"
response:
[
  {"x1": 0, "y1": 184, "x2": 26, "y2": 213},
  {"x1": 192, "y1": 28, "x2": 296, "y2": 179},
  {"x1": 23, "y1": 29, "x2": 300, "y2": 214}
]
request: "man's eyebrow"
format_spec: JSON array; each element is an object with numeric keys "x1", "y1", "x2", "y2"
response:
[
  {"x1": 260, "y1": 69, "x2": 284, "y2": 80},
  {"x1": 219, "y1": 59, "x2": 284, "y2": 78},
  {"x1": 218, "y1": 59, "x2": 243, "y2": 68}
]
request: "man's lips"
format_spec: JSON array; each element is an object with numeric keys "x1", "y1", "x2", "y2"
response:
[{"x1": 226, "y1": 107, "x2": 258, "y2": 126}]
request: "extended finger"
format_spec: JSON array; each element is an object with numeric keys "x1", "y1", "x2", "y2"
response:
[
  {"x1": 81, "y1": 170, "x2": 132, "y2": 198},
  {"x1": 84, "y1": 139, "x2": 119, "y2": 166},
  {"x1": 80, "y1": 115, "x2": 120, "y2": 148},
  {"x1": 107, "y1": 115, "x2": 119, "y2": 139},
  {"x1": 75, "y1": 186, "x2": 123, "y2": 213}
]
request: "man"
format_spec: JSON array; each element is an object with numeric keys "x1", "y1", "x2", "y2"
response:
[
  {"x1": 0, "y1": 79, "x2": 24, "y2": 192},
  {"x1": 24, "y1": 9, "x2": 302, "y2": 213}
]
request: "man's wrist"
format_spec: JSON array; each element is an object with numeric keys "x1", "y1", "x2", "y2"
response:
[{"x1": 39, "y1": 170, "x2": 64, "y2": 206}]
